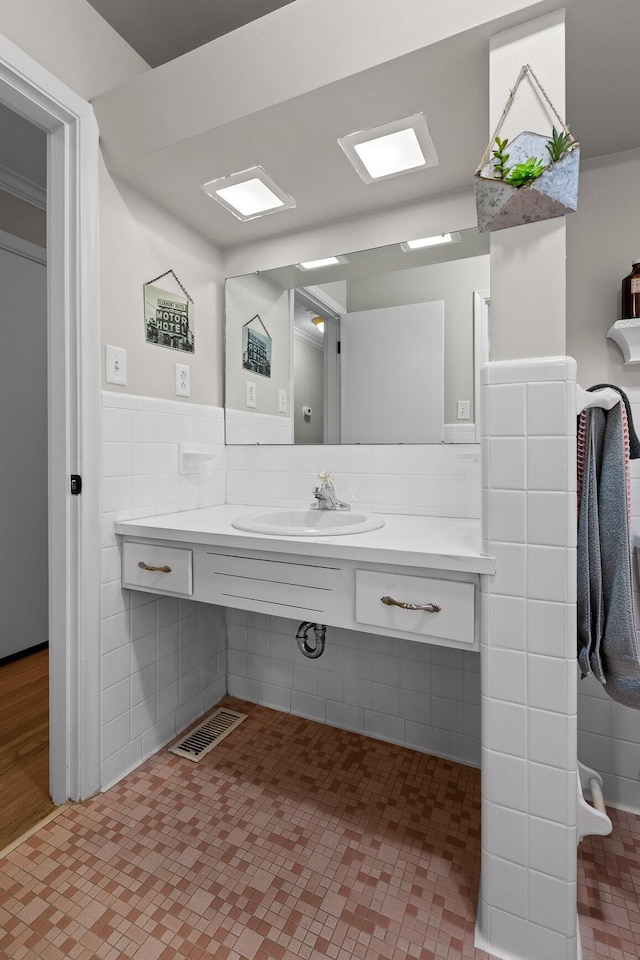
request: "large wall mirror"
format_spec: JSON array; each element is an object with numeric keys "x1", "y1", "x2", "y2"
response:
[{"x1": 224, "y1": 226, "x2": 489, "y2": 445}]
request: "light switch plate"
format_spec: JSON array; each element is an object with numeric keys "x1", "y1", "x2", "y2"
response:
[
  {"x1": 246, "y1": 381, "x2": 256, "y2": 408},
  {"x1": 175, "y1": 363, "x2": 191, "y2": 397},
  {"x1": 457, "y1": 400, "x2": 470, "y2": 420},
  {"x1": 278, "y1": 389, "x2": 287, "y2": 413},
  {"x1": 105, "y1": 344, "x2": 127, "y2": 385}
]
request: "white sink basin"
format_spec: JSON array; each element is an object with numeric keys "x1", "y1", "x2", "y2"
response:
[{"x1": 231, "y1": 508, "x2": 385, "y2": 537}]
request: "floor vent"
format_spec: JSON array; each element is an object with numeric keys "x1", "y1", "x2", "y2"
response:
[{"x1": 168, "y1": 708, "x2": 247, "y2": 762}]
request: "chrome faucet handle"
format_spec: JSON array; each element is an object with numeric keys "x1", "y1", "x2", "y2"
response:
[{"x1": 311, "y1": 481, "x2": 351, "y2": 511}]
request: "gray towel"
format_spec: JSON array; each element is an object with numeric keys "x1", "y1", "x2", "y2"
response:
[
  {"x1": 587, "y1": 383, "x2": 640, "y2": 459},
  {"x1": 577, "y1": 403, "x2": 640, "y2": 707}
]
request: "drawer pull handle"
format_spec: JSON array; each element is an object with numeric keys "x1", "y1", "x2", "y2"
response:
[
  {"x1": 137, "y1": 561, "x2": 172, "y2": 574},
  {"x1": 381, "y1": 595, "x2": 441, "y2": 613}
]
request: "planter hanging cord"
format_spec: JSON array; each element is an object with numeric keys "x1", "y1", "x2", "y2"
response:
[{"x1": 477, "y1": 63, "x2": 575, "y2": 173}]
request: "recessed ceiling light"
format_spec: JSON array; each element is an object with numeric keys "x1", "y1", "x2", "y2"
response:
[
  {"x1": 201, "y1": 166, "x2": 296, "y2": 221},
  {"x1": 338, "y1": 113, "x2": 438, "y2": 184},
  {"x1": 296, "y1": 255, "x2": 349, "y2": 270},
  {"x1": 400, "y1": 232, "x2": 461, "y2": 251}
]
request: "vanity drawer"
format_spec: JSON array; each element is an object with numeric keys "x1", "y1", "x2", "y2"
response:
[
  {"x1": 195, "y1": 550, "x2": 340, "y2": 615},
  {"x1": 122, "y1": 541, "x2": 193, "y2": 596},
  {"x1": 355, "y1": 569, "x2": 474, "y2": 645}
]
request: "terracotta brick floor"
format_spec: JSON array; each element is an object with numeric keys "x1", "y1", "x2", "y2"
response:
[
  {"x1": 0, "y1": 698, "x2": 637, "y2": 960},
  {"x1": 579, "y1": 807, "x2": 640, "y2": 960},
  {"x1": 0, "y1": 698, "x2": 490, "y2": 960}
]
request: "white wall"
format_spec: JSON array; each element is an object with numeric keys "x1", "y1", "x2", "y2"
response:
[
  {"x1": 567, "y1": 148, "x2": 640, "y2": 388},
  {"x1": 100, "y1": 165, "x2": 225, "y2": 406},
  {"x1": 489, "y1": 11, "x2": 568, "y2": 362},
  {"x1": 347, "y1": 255, "x2": 489, "y2": 424}
]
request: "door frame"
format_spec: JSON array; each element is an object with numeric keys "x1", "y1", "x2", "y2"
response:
[
  {"x1": 473, "y1": 289, "x2": 491, "y2": 443},
  {"x1": 0, "y1": 34, "x2": 101, "y2": 802}
]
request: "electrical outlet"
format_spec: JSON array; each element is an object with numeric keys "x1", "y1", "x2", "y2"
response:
[
  {"x1": 457, "y1": 400, "x2": 470, "y2": 420},
  {"x1": 105, "y1": 344, "x2": 127, "y2": 385},
  {"x1": 175, "y1": 363, "x2": 191, "y2": 397},
  {"x1": 246, "y1": 381, "x2": 256, "y2": 408},
  {"x1": 278, "y1": 389, "x2": 287, "y2": 413}
]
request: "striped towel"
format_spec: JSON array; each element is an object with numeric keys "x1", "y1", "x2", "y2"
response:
[{"x1": 577, "y1": 401, "x2": 640, "y2": 707}]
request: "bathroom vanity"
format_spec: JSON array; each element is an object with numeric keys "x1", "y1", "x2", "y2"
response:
[{"x1": 116, "y1": 506, "x2": 495, "y2": 652}]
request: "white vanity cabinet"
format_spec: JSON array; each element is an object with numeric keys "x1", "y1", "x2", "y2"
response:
[{"x1": 117, "y1": 506, "x2": 494, "y2": 652}]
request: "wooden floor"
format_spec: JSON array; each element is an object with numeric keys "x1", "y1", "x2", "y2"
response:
[{"x1": 0, "y1": 647, "x2": 54, "y2": 851}]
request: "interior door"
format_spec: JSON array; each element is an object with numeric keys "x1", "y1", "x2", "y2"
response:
[
  {"x1": 340, "y1": 300, "x2": 444, "y2": 443},
  {"x1": 0, "y1": 241, "x2": 47, "y2": 659}
]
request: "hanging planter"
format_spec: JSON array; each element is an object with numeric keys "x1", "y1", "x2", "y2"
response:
[{"x1": 474, "y1": 64, "x2": 580, "y2": 233}]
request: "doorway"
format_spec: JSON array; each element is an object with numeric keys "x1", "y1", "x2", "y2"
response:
[
  {"x1": 0, "y1": 34, "x2": 102, "y2": 814},
  {"x1": 0, "y1": 202, "x2": 51, "y2": 844}
]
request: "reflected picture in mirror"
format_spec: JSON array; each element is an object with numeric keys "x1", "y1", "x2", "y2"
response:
[{"x1": 224, "y1": 226, "x2": 489, "y2": 445}]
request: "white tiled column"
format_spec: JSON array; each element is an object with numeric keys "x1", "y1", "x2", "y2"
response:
[{"x1": 476, "y1": 357, "x2": 578, "y2": 960}]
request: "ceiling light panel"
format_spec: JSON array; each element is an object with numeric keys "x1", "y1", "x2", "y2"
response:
[
  {"x1": 201, "y1": 166, "x2": 295, "y2": 221},
  {"x1": 338, "y1": 113, "x2": 439, "y2": 184}
]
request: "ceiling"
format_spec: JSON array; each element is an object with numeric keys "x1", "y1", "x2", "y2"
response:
[
  {"x1": 2, "y1": 0, "x2": 639, "y2": 255},
  {"x1": 88, "y1": 0, "x2": 640, "y2": 252},
  {"x1": 85, "y1": 0, "x2": 296, "y2": 67}
]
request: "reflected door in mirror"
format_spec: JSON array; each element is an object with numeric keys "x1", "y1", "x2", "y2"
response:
[{"x1": 340, "y1": 300, "x2": 444, "y2": 443}]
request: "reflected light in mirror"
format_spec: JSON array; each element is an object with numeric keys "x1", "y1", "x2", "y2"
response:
[
  {"x1": 312, "y1": 316, "x2": 325, "y2": 334},
  {"x1": 401, "y1": 232, "x2": 461, "y2": 251},
  {"x1": 297, "y1": 255, "x2": 348, "y2": 270}
]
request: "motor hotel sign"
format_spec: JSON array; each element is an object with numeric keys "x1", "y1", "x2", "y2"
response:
[{"x1": 144, "y1": 283, "x2": 194, "y2": 353}]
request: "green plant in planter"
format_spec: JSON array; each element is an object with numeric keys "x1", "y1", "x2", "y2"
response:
[
  {"x1": 546, "y1": 126, "x2": 573, "y2": 163},
  {"x1": 492, "y1": 136, "x2": 511, "y2": 180},
  {"x1": 492, "y1": 136, "x2": 546, "y2": 187},
  {"x1": 505, "y1": 156, "x2": 546, "y2": 187}
]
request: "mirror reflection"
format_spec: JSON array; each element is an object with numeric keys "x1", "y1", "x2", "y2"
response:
[{"x1": 224, "y1": 227, "x2": 489, "y2": 445}]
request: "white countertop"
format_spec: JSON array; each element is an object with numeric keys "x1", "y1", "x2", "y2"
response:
[{"x1": 115, "y1": 505, "x2": 496, "y2": 575}]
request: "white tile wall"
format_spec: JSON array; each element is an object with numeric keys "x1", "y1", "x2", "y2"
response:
[
  {"x1": 577, "y1": 385, "x2": 640, "y2": 814},
  {"x1": 100, "y1": 392, "x2": 227, "y2": 789},
  {"x1": 478, "y1": 358, "x2": 578, "y2": 960},
  {"x1": 226, "y1": 442, "x2": 481, "y2": 517},
  {"x1": 227, "y1": 610, "x2": 482, "y2": 766},
  {"x1": 225, "y1": 408, "x2": 293, "y2": 444}
]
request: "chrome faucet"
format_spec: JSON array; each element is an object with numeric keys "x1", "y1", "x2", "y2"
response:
[{"x1": 311, "y1": 471, "x2": 351, "y2": 511}]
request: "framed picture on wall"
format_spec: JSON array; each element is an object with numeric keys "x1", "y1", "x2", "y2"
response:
[
  {"x1": 144, "y1": 273, "x2": 195, "y2": 353},
  {"x1": 242, "y1": 315, "x2": 272, "y2": 378}
]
